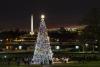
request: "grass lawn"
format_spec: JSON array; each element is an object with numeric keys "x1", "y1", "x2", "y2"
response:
[{"x1": 0, "y1": 61, "x2": 100, "y2": 67}]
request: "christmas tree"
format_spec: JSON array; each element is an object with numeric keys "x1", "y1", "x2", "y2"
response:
[{"x1": 31, "y1": 15, "x2": 53, "y2": 64}]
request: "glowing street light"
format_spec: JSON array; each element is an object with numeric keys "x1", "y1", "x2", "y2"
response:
[
  {"x1": 19, "y1": 46, "x2": 22, "y2": 49},
  {"x1": 95, "y1": 45, "x2": 98, "y2": 48},
  {"x1": 56, "y1": 39, "x2": 59, "y2": 42},
  {"x1": 4, "y1": 55, "x2": 7, "y2": 58}
]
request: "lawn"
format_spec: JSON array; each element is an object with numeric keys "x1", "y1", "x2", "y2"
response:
[{"x1": 0, "y1": 61, "x2": 100, "y2": 67}]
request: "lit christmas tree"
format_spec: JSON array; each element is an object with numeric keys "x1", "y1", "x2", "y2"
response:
[{"x1": 31, "y1": 15, "x2": 53, "y2": 64}]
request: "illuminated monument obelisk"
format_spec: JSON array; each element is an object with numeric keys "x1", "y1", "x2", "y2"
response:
[
  {"x1": 31, "y1": 15, "x2": 53, "y2": 64},
  {"x1": 30, "y1": 14, "x2": 34, "y2": 35}
]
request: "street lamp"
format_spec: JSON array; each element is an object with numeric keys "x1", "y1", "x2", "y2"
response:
[
  {"x1": 75, "y1": 46, "x2": 79, "y2": 49},
  {"x1": 19, "y1": 46, "x2": 22, "y2": 50},
  {"x1": 4, "y1": 55, "x2": 7, "y2": 58},
  {"x1": 56, "y1": 46, "x2": 60, "y2": 50},
  {"x1": 85, "y1": 43, "x2": 89, "y2": 47},
  {"x1": 56, "y1": 39, "x2": 59, "y2": 42},
  {"x1": 95, "y1": 45, "x2": 98, "y2": 48}
]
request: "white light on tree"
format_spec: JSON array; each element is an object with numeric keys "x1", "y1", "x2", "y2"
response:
[
  {"x1": 75, "y1": 46, "x2": 79, "y2": 49},
  {"x1": 41, "y1": 15, "x2": 45, "y2": 19},
  {"x1": 56, "y1": 46, "x2": 60, "y2": 50},
  {"x1": 19, "y1": 46, "x2": 22, "y2": 50},
  {"x1": 47, "y1": 36, "x2": 50, "y2": 40}
]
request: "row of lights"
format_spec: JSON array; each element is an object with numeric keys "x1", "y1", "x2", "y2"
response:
[
  {"x1": 75, "y1": 44, "x2": 98, "y2": 50},
  {"x1": 6, "y1": 46, "x2": 22, "y2": 50},
  {"x1": 0, "y1": 39, "x2": 25, "y2": 42},
  {"x1": 55, "y1": 44, "x2": 98, "y2": 50}
]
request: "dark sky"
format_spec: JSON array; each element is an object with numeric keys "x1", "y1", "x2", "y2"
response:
[{"x1": 0, "y1": 0, "x2": 100, "y2": 31}]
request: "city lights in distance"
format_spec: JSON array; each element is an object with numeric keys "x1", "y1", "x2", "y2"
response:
[{"x1": 6, "y1": 46, "x2": 9, "y2": 49}]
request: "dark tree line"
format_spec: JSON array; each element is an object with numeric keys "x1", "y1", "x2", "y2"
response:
[
  {"x1": 79, "y1": 8, "x2": 100, "y2": 52},
  {"x1": 0, "y1": 29, "x2": 27, "y2": 39},
  {"x1": 48, "y1": 27, "x2": 79, "y2": 42}
]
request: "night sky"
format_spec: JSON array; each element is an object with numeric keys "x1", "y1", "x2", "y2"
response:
[{"x1": 0, "y1": 0, "x2": 100, "y2": 31}]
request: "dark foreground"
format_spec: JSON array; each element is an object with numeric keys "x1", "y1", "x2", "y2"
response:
[{"x1": 0, "y1": 61, "x2": 100, "y2": 67}]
